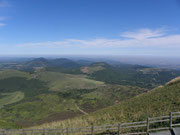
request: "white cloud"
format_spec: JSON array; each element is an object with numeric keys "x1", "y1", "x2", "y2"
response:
[
  {"x1": 17, "y1": 28, "x2": 180, "y2": 48},
  {"x1": 120, "y1": 28, "x2": 165, "y2": 40}
]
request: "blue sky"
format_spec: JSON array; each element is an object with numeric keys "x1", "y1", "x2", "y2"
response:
[{"x1": 0, "y1": 0, "x2": 180, "y2": 56}]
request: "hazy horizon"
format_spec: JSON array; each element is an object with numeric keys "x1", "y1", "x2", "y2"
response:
[{"x1": 0, "y1": 55, "x2": 180, "y2": 69}]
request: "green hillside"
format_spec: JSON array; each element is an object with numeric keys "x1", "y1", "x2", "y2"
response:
[
  {"x1": 0, "y1": 84, "x2": 146, "y2": 128},
  {"x1": 1, "y1": 58, "x2": 180, "y2": 130},
  {"x1": 36, "y1": 71, "x2": 104, "y2": 91},
  {"x1": 88, "y1": 63, "x2": 180, "y2": 88},
  {"x1": 0, "y1": 68, "x2": 147, "y2": 128},
  {"x1": 0, "y1": 70, "x2": 30, "y2": 80},
  {"x1": 2, "y1": 58, "x2": 180, "y2": 89},
  {"x1": 0, "y1": 77, "x2": 49, "y2": 98},
  {"x1": 17, "y1": 58, "x2": 82, "y2": 72},
  {"x1": 36, "y1": 77, "x2": 180, "y2": 129},
  {"x1": 58, "y1": 85, "x2": 147, "y2": 112},
  {"x1": 80, "y1": 62, "x2": 106, "y2": 74},
  {"x1": 0, "y1": 91, "x2": 24, "y2": 108}
]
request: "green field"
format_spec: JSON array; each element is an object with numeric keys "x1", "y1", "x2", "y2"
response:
[
  {"x1": 0, "y1": 93, "x2": 81, "y2": 127},
  {"x1": 0, "y1": 70, "x2": 30, "y2": 80},
  {"x1": 0, "y1": 91, "x2": 24, "y2": 108},
  {"x1": 35, "y1": 77, "x2": 180, "y2": 129},
  {"x1": 36, "y1": 71, "x2": 105, "y2": 91},
  {"x1": 0, "y1": 70, "x2": 146, "y2": 128}
]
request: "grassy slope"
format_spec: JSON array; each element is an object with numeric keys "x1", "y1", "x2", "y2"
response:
[
  {"x1": 36, "y1": 71, "x2": 104, "y2": 91},
  {"x1": 36, "y1": 77, "x2": 180, "y2": 129},
  {"x1": 58, "y1": 85, "x2": 147, "y2": 112},
  {"x1": 0, "y1": 84, "x2": 146, "y2": 128},
  {"x1": 0, "y1": 70, "x2": 30, "y2": 80},
  {"x1": 0, "y1": 77, "x2": 49, "y2": 98},
  {"x1": 80, "y1": 65, "x2": 104, "y2": 74},
  {"x1": 0, "y1": 68, "x2": 144, "y2": 128},
  {"x1": 0, "y1": 69, "x2": 104, "y2": 128},
  {"x1": 0, "y1": 94, "x2": 81, "y2": 128},
  {"x1": 0, "y1": 91, "x2": 24, "y2": 108},
  {"x1": 1, "y1": 68, "x2": 179, "y2": 129}
]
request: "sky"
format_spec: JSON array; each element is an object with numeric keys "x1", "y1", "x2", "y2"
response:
[{"x1": 0, "y1": 0, "x2": 180, "y2": 56}]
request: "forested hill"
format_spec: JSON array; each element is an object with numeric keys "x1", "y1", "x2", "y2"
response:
[
  {"x1": 1, "y1": 57, "x2": 180, "y2": 89},
  {"x1": 80, "y1": 61, "x2": 180, "y2": 88}
]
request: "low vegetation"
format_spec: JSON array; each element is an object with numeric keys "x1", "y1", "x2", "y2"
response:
[
  {"x1": 80, "y1": 63, "x2": 105, "y2": 74},
  {"x1": 89, "y1": 64, "x2": 180, "y2": 88},
  {"x1": 0, "y1": 70, "x2": 30, "y2": 80},
  {"x1": 36, "y1": 71, "x2": 104, "y2": 91},
  {"x1": 35, "y1": 77, "x2": 180, "y2": 130},
  {"x1": 0, "y1": 91, "x2": 24, "y2": 108},
  {"x1": 0, "y1": 70, "x2": 146, "y2": 128},
  {"x1": 0, "y1": 58, "x2": 180, "y2": 130}
]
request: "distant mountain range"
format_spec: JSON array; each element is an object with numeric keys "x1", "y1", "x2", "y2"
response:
[
  {"x1": 23, "y1": 58, "x2": 81, "y2": 68},
  {"x1": 0, "y1": 57, "x2": 179, "y2": 89}
]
